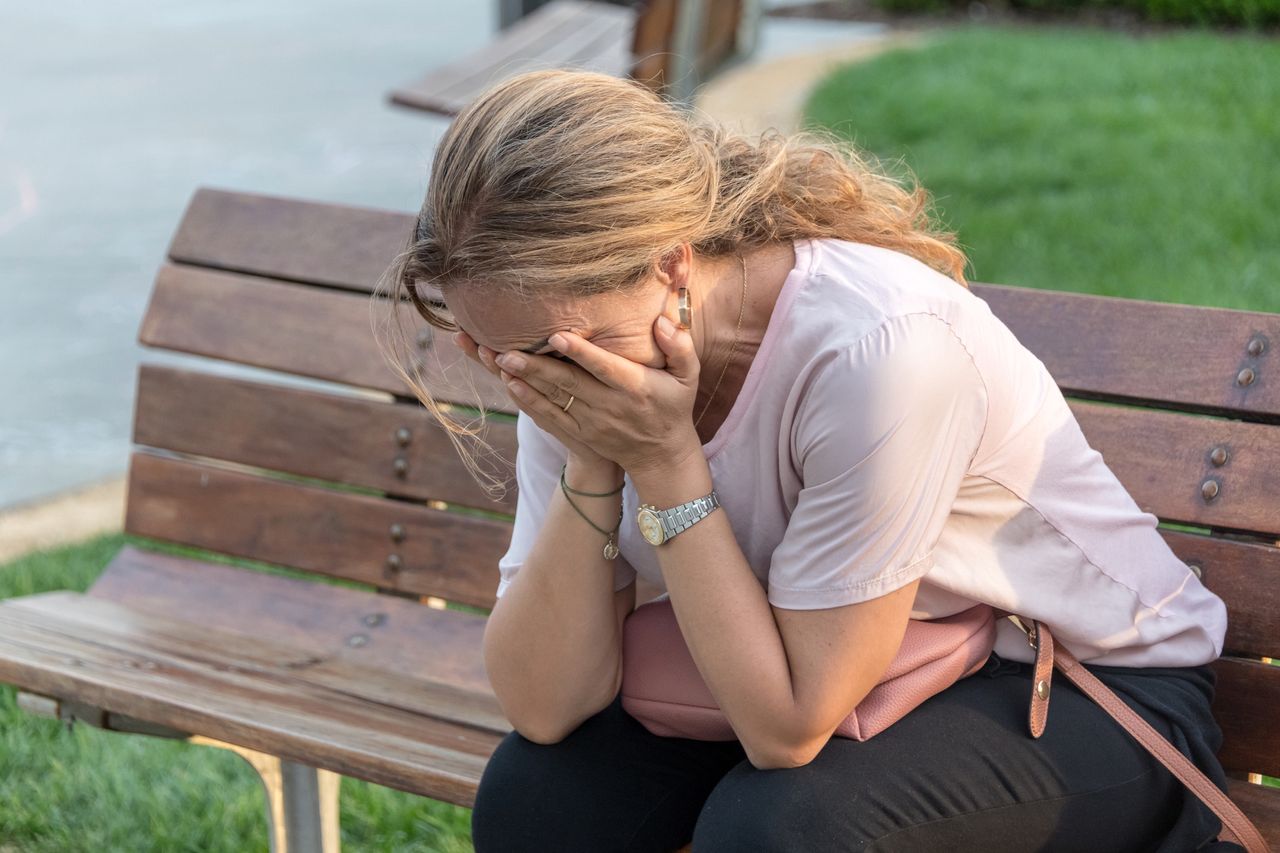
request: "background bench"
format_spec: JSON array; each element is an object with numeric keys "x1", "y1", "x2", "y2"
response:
[
  {"x1": 387, "y1": 0, "x2": 761, "y2": 115},
  {"x1": 1, "y1": 186, "x2": 1277, "y2": 850}
]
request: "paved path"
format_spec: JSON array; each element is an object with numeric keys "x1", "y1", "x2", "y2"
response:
[{"x1": 0, "y1": 2, "x2": 895, "y2": 560}]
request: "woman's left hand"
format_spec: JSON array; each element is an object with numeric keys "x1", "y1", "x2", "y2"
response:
[{"x1": 494, "y1": 315, "x2": 703, "y2": 476}]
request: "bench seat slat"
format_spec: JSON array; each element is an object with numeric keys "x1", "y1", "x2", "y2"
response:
[
  {"x1": 0, "y1": 593, "x2": 499, "y2": 806},
  {"x1": 388, "y1": 0, "x2": 636, "y2": 116},
  {"x1": 11, "y1": 590, "x2": 509, "y2": 734},
  {"x1": 124, "y1": 451, "x2": 510, "y2": 608},
  {"x1": 87, "y1": 545, "x2": 496, "y2": 699},
  {"x1": 134, "y1": 364, "x2": 519, "y2": 514}
]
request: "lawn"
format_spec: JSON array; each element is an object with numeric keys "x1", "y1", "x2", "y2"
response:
[
  {"x1": 803, "y1": 24, "x2": 1280, "y2": 312},
  {"x1": 3, "y1": 22, "x2": 1278, "y2": 853}
]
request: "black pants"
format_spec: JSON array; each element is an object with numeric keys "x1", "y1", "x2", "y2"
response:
[{"x1": 471, "y1": 651, "x2": 1238, "y2": 852}]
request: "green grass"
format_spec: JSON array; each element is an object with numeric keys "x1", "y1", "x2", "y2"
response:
[
  {"x1": 803, "y1": 24, "x2": 1280, "y2": 311},
  {"x1": 0, "y1": 533, "x2": 475, "y2": 852}
]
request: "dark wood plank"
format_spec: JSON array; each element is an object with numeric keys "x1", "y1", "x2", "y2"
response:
[
  {"x1": 0, "y1": 592, "x2": 500, "y2": 806},
  {"x1": 1226, "y1": 778, "x2": 1280, "y2": 847},
  {"x1": 1069, "y1": 399, "x2": 1280, "y2": 537},
  {"x1": 390, "y1": 0, "x2": 594, "y2": 113},
  {"x1": 1213, "y1": 656, "x2": 1280, "y2": 779},
  {"x1": 1160, "y1": 531, "x2": 1280, "y2": 661},
  {"x1": 168, "y1": 188, "x2": 413, "y2": 295},
  {"x1": 410, "y1": 2, "x2": 636, "y2": 115},
  {"x1": 12, "y1": 589, "x2": 508, "y2": 733},
  {"x1": 972, "y1": 283, "x2": 1279, "y2": 420},
  {"x1": 134, "y1": 364, "x2": 518, "y2": 513},
  {"x1": 123, "y1": 451, "x2": 511, "y2": 609},
  {"x1": 138, "y1": 262, "x2": 511, "y2": 409},
  {"x1": 88, "y1": 545, "x2": 495, "y2": 696}
]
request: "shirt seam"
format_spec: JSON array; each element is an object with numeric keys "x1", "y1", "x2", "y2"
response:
[{"x1": 970, "y1": 472, "x2": 1174, "y2": 618}]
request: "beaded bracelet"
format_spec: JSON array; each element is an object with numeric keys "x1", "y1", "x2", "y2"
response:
[{"x1": 559, "y1": 464, "x2": 623, "y2": 560}]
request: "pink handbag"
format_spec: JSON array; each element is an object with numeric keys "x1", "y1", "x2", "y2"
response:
[
  {"x1": 618, "y1": 596, "x2": 1270, "y2": 852},
  {"x1": 619, "y1": 596, "x2": 996, "y2": 742}
]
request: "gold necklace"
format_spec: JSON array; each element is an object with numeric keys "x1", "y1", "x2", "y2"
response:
[{"x1": 694, "y1": 253, "x2": 747, "y2": 429}]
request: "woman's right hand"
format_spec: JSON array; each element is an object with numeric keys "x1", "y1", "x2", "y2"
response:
[{"x1": 453, "y1": 330, "x2": 622, "y2": 479}]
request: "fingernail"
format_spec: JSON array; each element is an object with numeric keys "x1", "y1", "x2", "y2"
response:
[
  {"x1": 549, "y1": 333, "x2": 567, "y2": 351},
  {"x1": 657, "y1": 315, "x2": 675, "y2": 335},
  {"x1": 507, "y1": 379, "x2": 526, "y2": 398},
  {"x1": 497, "y1": 353, "x2": 524, "y2": 371}
]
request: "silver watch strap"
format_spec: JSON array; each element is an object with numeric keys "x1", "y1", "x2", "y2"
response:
[{"x1": 658, "y1": 491, "x2": 721, "y2": 539}]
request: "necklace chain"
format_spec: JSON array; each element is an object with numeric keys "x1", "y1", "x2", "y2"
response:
[{"x1": 694, "y1": 253, "x2": 747, "y2": 429}]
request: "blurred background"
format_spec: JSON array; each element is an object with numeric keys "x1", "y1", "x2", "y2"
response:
[{"x1": 1, "y1": 0, "x2": 1276, "y2": 849}]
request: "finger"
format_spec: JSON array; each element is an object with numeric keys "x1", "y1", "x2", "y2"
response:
[
  {"x1": 477, "y1": 345, "x2": 506, "y2": 378},
  {"x1": 653, "y1": 315, "x2": 699, "y2": 383},
  {"x1": 546, "y1": 332, "x2": 639, "y2": 391},
  {"x1": 504, "y1": 375, "x2": 580, "y2": 433},
  {"x1": 495, "y1": 350, "x2": 601, "y2": 406},
  {"x1": 452, "y1": 330, "x2": 479, "y2": 362}
]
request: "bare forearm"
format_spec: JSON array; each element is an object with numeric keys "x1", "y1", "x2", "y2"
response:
[
  {"x1": 630, "y1": 457, "x2": 806, "y2": 766},
  {"x1": 482, "y1": 460, "x2": 626, "y2": 743}
]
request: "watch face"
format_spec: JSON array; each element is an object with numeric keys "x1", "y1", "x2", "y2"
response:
[{"x1": 637, "y1": 509, "x2": 665, "y2": 545}]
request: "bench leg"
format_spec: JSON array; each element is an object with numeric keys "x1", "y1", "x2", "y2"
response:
[{"x1": 190, "y1": 736, "x2": 342, "y2": 853}]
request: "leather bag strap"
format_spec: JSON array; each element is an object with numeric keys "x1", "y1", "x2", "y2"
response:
[{"x1": 1005, "y1": 614, "x2": 1270, "y2": 852}]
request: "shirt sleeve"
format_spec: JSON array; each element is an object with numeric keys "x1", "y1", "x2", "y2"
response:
[
  {"x1": 766, "y1": 312, "x2": 989, "y2": 609},
  {"x1": 496, "y1": 411, "x2": 638, "y2": 599}
]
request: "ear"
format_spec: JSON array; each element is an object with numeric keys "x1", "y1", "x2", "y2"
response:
[{"x1": 654, "y1": 243, "x2": 693, "y2": 292}]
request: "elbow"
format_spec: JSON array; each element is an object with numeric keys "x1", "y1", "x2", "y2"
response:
[
  {"x1": 742, "y1": 723, "x2": 825, "y2": 771},
  {"x1": 747, "y1": 741, "x2": 822, "y2": 771},
  {"x1": 513, "y1": 719, "x2": 573, "y2": 746}
]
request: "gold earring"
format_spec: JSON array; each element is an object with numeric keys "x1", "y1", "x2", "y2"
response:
[{"x1": 677, "y1": 287, "x2": 692, "y2": 330}]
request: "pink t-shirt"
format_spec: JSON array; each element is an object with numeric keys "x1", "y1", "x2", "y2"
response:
[{"x1": 496, "y1": 237, "x2": 1228, "y2": 667}]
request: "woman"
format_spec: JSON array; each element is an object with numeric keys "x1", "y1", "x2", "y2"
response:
[{"x1": 377, "y1": 68, "x2": 1234, "y2": 851}]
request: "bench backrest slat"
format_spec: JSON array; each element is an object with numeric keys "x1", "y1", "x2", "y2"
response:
[
  {"x1": 972, "y1": 284, "x2": 1278, "y2": 421},
  {"x1": 167, "y1": 189, "x2": 408, "y2": 293},
  {"x1": 1213, "y1": 656, "x2": 1280, "y2": 778},
  {"x1": 124, "y1": 452, "x2": 511, "y2": 608},
  {"x1": 139, "y1": 263, "x2": 511, "y2": 410},
  {"x1": 1160, "y1": 530, "x2": 1279, "y2": 660},
  {"x1": 134, "y1": 365, "x2": 518, "y2": 514},
  {"x1": 1070, "y1": 400, "x2": 1280, "y2": 536}
]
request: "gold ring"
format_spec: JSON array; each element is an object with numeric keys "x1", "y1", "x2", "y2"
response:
[{"x1": 561, "y1": 394, "x2": 575, "y2": 413}]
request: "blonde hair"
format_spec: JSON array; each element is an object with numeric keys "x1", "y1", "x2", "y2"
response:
[{"x1": 372, "y1": 68, "x2": 970, "y2": 499}]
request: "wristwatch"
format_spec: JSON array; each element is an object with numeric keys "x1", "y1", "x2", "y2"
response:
[{"x1": 636, "y1": 491, "x2": 721, "y2": 546}]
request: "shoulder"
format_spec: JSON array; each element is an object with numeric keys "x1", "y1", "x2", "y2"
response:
[{"x1": 790, "y1": 310, "x2": 991, "y2": 482}]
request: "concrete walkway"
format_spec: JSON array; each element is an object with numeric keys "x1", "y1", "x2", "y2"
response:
[{"x1": 0, "y1": 5, "x2": 910, "y2": 564}]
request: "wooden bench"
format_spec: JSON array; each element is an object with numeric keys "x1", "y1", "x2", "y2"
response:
[
  {"x1": 387, "y1": 0, "x2": 761, "y2": 115},
  {"x1": 1, "y1": 186, "x2": 1278, "y2": 850}
]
